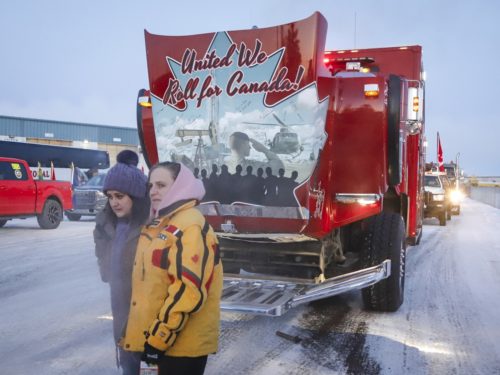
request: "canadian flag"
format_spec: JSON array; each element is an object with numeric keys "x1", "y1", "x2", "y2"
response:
[{"x1": 437, "y1": 132, "x2": 444, "y2": 172}]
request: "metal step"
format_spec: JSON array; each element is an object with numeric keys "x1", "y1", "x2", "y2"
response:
[{"x1": 221, "y1": 260, "x2": 391, "y2": 316}]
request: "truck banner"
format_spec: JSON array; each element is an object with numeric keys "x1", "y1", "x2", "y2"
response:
[{"x1": 144, "y1": 13, "x2": 329, "y2": 210}]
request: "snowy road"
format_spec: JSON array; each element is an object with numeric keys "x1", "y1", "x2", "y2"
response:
[{"x1": 1, "y1": 198, "x2": 499, "y2": 374}]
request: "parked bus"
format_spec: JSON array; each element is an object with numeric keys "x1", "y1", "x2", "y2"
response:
[{"x1": 0, "y1": 140, "x2": 110, "y2": 185}]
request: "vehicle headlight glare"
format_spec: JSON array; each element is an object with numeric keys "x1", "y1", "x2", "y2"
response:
[{"x1": 450, "y1": 189, "x2": 464, "y2": 204}]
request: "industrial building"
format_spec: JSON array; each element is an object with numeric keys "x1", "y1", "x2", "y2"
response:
[{"x1": 0, "y1": 115, "x2": 141, "y2": 165}]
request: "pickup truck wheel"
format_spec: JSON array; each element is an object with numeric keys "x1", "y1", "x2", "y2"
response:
[
  {"x1": 439, "y1": 211, "x2": 446, "y2": 226},
  {"x1": 361, "y1": 212, "x2": 406, "y2": 312},
  {"x1": 0, "y1": 220, "x2": 7, "y2": 228},
  {"x1": 37, "y1": 199, "x2": 63, "y2": 229},
  {"x1": 65, "y1": 212, "x2": 82, "y2": 221}
]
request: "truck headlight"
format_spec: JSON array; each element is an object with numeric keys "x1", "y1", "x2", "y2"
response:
[
  {"x1": 450, "y1": 189, "x2": 464, "y2": 204},
  {"x1": 433, "y1": 194, "x2": 445, "y2": 201}
]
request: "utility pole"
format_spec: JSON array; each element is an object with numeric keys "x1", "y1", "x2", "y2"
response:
[{"x1": 354, "y1": 12, "x2": 357, "y2": 49}]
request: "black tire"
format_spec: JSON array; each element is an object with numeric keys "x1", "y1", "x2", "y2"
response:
[
  {"x1": 456, "y1": 206, "x2": 461, "y2": 215},
  {"x1": 447, "y1": 209, "x2": 451, "y2": 220},
  {"x1": 65, "y1": 212, "x2": 82, "y2": 221},
  {"x1": 439, "y1": 210, "x2": 446, "y2": 226},
  {"x1": 0, "y1": 219, "x2": 7, "y2": 228},
  {"x1": 361, "y1": 212, "x2": 406, "y2": 312},
  {"x1": 37, "y1": 199, "x2": 63, "y2": 229}
]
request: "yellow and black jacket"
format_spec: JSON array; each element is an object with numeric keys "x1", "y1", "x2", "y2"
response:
[{"x1": 122, "y1": 199, "x2": 222, "y2": 357}]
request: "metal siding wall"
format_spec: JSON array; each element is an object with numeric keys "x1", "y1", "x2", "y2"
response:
[
  {"x1": 0, "y1": 116, "x2": 24, "y2": 136},
  {"x1": 0, "y1": 115, "x2": 138, "y2": 145},
  {"x1": 99, "y1": 126, "x2": 124, "y2": 144}
]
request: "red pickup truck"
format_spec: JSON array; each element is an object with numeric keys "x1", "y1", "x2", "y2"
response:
[{"x1": 0, "y1": 157, "x2": 73, "y2": 229}]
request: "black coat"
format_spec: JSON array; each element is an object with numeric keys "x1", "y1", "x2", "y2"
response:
[{"x1": 93, "y1": 201, "x2": 149, "y2": 343}]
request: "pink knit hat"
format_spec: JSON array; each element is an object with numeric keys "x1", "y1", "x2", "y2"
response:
[{"x1": 151, "y1": 163, "x2": 205, "y2": 218}]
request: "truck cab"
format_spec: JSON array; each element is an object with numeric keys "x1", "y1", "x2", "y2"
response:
[
  {"x1": 65, "y1": 173, "x2": 107, "y2": 221},
  {"x1": 423, "y1": 172, "x2": 454, "y2": 225},
  {"x1": 442, "y1": 162, "x2": 463, "y2": 215}
]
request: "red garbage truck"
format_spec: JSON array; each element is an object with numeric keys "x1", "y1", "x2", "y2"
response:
[{"x1": 135, "y1": 12, "x2": 426, "y2": 316}]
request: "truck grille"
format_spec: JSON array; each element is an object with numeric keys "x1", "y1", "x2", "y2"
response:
[{"x1": 74, "y1": 190, "x2": 97, "y2": 208}]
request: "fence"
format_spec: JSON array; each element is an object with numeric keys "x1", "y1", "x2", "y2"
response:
[{"x1": 470, "y1": 186, "x2": 500, "y2": 209}]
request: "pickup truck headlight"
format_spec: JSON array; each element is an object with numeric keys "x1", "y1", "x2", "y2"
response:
[
  {"x1": 95, "y1": 191, "x2": 108, "y2": 210},
  {"x1": 433, "y1": 194, "x2": 445, "y2": 201}
]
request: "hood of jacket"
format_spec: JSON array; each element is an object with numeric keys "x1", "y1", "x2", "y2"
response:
[{"x1": 151, "y1": 163, "x2": 205, "y2": 219}]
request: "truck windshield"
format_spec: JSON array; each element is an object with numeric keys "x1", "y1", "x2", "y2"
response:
[
  {"x1": 424, "y1": 175, "x2": 440, "y2": 187},
  {"x1": 86, "y1": 174, "x2": 106, "y2": 187}
]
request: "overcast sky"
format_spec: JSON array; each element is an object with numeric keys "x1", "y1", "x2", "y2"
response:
[{"x1": 1, "y1": 1, "x2": 499, "y2": 175}]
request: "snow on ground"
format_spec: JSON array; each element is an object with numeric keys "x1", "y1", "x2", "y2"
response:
[
  {"x1": 364, "y1": 199, "x2": 500, "y2": 374},
  {"x1": 0, "y1": 199, "x2": 499, "y2": 374},
  {"x1": 0, "y1": 217, "x2": 117, "y2": 375}
]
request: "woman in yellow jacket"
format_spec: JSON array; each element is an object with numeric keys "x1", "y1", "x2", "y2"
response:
[{"x1": 122, "y1": 161, "x2": 223, "y2": 375}]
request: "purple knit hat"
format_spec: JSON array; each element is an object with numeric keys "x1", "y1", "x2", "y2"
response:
[{"x1": 103, "y1": 150, "x2": 147, "y2": 198}]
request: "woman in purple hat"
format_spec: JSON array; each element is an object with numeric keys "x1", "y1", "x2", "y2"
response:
[{"x1": 93, "y1": 150, "x2": 149, "y2": 375}]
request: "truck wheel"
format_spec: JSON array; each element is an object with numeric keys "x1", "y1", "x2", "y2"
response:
[
  {"x1": 37, "y1": 199, "x2": 63, "y2": 229},
  {"x1": 361, "y1": 212, "x2": 406, "y2": 312},
  {"x1": 439, "y1": 211, "x2": 446, "y2": 226},
  {"x1": 0, "y1": 220, "x2": 7, "y2": 228},
  {"x1": 447, "y1": 210, "x2": 451, "y2": 220},
  {"x1": 65, "y1": 212, "x2": 82, "y2": 221}
]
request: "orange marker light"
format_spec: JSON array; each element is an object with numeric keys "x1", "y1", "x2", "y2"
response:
[
  {"x1": 413, "y1": 96, "x2": 419, "y2": 112},
  {"x1": 138, "y1": 96, "x2": 152, "y2": 107},
  {"x1": 364, "y1": 83, "x2": 379, "y2": 97}
]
